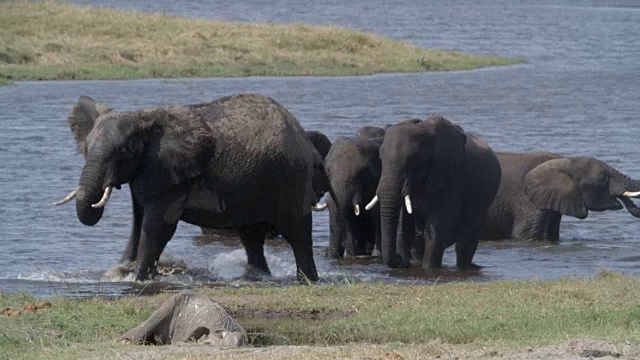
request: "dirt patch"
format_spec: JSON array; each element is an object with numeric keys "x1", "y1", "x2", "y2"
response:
[
  {"x1": 502, "y1": 339, "x2": 631, "y2": 359},
  {"x1": 86, "y1": 340, "x2": 640, "y2": 360},
  {"x1": 85, "y1": 340, "x2": 639, "y2": 360},
  {"x1": 230, "y1": 307, "x2": 357, "y2": 321}
]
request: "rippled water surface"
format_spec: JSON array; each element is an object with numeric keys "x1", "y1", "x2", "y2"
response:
[{"x1": 1, "y1": 0, "x2": 639, "y2": 297}]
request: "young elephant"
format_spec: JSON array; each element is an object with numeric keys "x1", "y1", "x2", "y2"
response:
[
  {"x1": 366, "y1": 116, "x2": 501, "y2": 269},
  {"x1": 119, "y1": 290, "x2": 247, "y2": 346},
  {"x1": 56, "y1": 94, "x2": 333, "y2": 282},
  {"x1": 482, "y1": 152, "x2": 640, "y2": 241},
  {"x1": 325, "y1": 135, "x2": 383, "y2": 259}
]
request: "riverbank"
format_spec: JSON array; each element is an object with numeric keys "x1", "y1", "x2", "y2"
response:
[
  {"x1": 0, "y1": 2, "x2": 519, "y2": 84},
  {"x1": 1, "y1": 272, "x2": 638, "y2": 359}
]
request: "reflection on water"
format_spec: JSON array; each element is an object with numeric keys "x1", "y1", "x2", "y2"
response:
[{"x1": 1, "y1": 1, "x2": 639, "y2": 297}]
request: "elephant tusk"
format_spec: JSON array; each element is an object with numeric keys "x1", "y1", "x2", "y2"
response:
[
  {"x1": 404, "y1": 194, "x2": 413, "y2": 214},
  {"x1": 623, "y1": 191, "x2": 640, "y2": 198},
  {"x1": 54, "y1": 186, "x2": 80, "y2": 206},
  {"x1": 354, "y1": 204, "x2": 361, "y2": 216},
  {"x1": 365, "y1": 195, "x2": 379, "y2": 210},
  {"x1": 312, "y1": 202, "x2": 327, "y2": 212},
  {"x1": 91, "y1": 186, "x2": 112, "y2": 208}
]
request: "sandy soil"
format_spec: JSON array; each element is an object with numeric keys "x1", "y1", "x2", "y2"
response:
[{"x1": 87, "y1": 339, "x2": 637, "y2": 360}]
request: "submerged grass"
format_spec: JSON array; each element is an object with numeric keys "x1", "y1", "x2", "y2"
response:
[
  {"x1": 0, "y1": 1, "x2": 520, "y2": 84},
  {"x1": 1, "y1": 272, "x2": 639, "y2": 359}
]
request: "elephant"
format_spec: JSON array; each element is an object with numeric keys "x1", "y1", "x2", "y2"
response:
[
  {"x1": 365, "y1": 115, "x2": 501, "y2": 269},
  {"x1": 119, "y1": 290, "x2": 247, "y2": 346},
  {"x1": 325, "y1": 133, "x2": 384, "y2": 259},
  {"x1": 482, "y1": 152, "x2": 640, "y2": 241},
  {"x1": 200, "y1": 129, "x2": 332, "y2": 237},
  {"x1": 55, "y1": 93, "x2": 334, "y2": 282}
]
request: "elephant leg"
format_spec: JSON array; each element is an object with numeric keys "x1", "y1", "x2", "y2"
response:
[
  {"x1": 135, "y1": 216, "x2": 178, "y2": 282},
  {"x1": 348, "y1": 219, "x2": 368, "y2": 256},
  {"x1": 279, "y1": 214, "x2": 318, "y2": 283},
  {"x1": 344, "y1": 221, "x2": 357, "y2": 257},
  {"x1": 422, "y1": 214, "x2": 453, "y2": 269},
  {"x1": 121, "y1": 191, "x2": 143, "y2": 263},
  {"x1": 412, "y1": 214, "x2": 428, "y2": 262},
  {"x1": 237, "y1": 226, "x2": 270, "y2": 278},
  {"x1": 134, "y1": 192, "x2": 185, "y2": 281},
  {"x1": 371, "y1": 213, "x2": 382, "y2": 257},
  {"x1": 363, "y1": 217, "x2": 376, "y2": 255},
  {"x1": 512, "y1": 210, "x2": 561, "y2": 241},
  {"x1": 535, "y1": 210, "x2": 561, "y2": 242},
  {"x1": 423, "y1": 238, "x2": 446, "y2": 268},
  {"x1": 544, "y1": 211, "x2": 562, "y2": 242},
  {"x1": 454, "y1": 227, "x2": 481, "y2": 269}
]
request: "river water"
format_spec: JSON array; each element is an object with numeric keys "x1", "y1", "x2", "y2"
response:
[{"x1": 1, "y1": 1, "x2": 639, "y2": 298}]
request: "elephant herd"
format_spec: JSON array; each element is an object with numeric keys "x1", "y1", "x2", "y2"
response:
[{"x1": 55, "y1": 93, "x2": 640, "y2": 282}]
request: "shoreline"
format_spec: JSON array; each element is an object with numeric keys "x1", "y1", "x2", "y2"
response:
[{"x1": 0, "y1": 2, "x2": 521, "y2": 85}]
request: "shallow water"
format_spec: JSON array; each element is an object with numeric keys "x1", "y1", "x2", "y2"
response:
[{"x1": 1, "y1": 1, "x2": 639, "y2": 297}]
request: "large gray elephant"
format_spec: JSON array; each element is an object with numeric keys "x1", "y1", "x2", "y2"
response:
[
  {"x1": 482, "y1": 152, "x2": 640, "y2": 241},
  {"x1": 200, "y1": 129, "x2": 331, "y2": 238},
  {"x1": 55, "y1": 94, "x2": 334, "y2": 282},
  {"x1": 366, "y1": 116, "x2": 501, "y2": 269},
  {"x1": 325, "y1": 132, "x2": 384, "y2": 259}
]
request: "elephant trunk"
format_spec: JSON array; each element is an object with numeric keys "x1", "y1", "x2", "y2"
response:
[
  {"x1": 611, "y1": 172, "x2": 640, "y2": 218},
  {"x1": 76, "y1": 159, "x2": 107, "y2": 226},
  {"x1": 327, "y1": 197, "x2": 346, "y2": 259},
  {"x1": 327, "y1": 181, "x2": 358, "y2": 258},
  {"x1": 377, "y1": 171, "x2": 405, "y2": 268}
]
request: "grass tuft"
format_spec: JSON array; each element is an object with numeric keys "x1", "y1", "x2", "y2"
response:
[{"x1": 0, "y1": 1, "x2": 520, "y2": 84}]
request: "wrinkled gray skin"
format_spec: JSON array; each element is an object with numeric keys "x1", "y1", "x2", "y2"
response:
[
  {"x1": 119, "y1": 291, "x2": 247, "y2": 346},
  {"x1": 372, "y1": 116, "x2": 501, "y2": 269},
  {"x1": 200, "y1": 130, "x2": 332, "y2": 238},
  {"x1": 60, "y1": 94, "x2": 334, "y2": 282},
  {"x1": 325, "y1": 134, "x2": 383, "y2": 258},
  {"x1": 482, "y1": 152, "x2": 640, "y2": 241}
]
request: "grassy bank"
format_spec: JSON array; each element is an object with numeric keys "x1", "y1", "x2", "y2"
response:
[
  {"x1": 1, "y1": 272, "x2": 639, "y2": 359},
  {"x1": 0, "y1": 2, "x2": 519, "y2": 84}
]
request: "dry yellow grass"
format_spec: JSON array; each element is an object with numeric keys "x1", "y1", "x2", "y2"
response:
[{"x1": 0, "y1": 1, "x2": 519, "y2": 82}]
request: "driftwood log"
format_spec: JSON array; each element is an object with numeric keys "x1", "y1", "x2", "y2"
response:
[{"x1": 119, "y1": 291, "x2": 247, "y2": 346}]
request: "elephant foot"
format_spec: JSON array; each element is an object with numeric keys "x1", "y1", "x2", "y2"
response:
[
  {"x1": 325, "y1": 247, "x2": 345, "y2": 260},
  {"x1": 370, "y1": 248, "x2": 381, "y2": 258},
  {"x1": 243, "y1": 265, "x2": 271, "y2": 281},
  {"x1": 457, "y1": 262, "x2": 483, "y2": 271}
]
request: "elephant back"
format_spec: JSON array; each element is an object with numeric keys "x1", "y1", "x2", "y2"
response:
[
  {"x1": 462, "y1": 134, "x2": 501, "y2": 204},
  {"x1": 496, "y1": 152, "x2": 562, "y2": 183},
  {"x1": 192, "y1": 93, "x2": 320, "y2": 217}
]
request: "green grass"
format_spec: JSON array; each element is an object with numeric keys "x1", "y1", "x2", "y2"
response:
[
  {"x1": 0, "y1": 1, "x2": 520, "y2": 84},
  {"x1": 1, "y1": 272, "x2": 639, "y2": 359}
]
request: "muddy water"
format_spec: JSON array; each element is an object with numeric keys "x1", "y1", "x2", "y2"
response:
[{"x1": 1, "y1": 1, "x2": 639, "y2": 297}]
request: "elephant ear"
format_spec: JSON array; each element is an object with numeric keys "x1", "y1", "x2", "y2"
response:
[
  {"x1": 425, "y1": 116, "x2": 467, "y2": 194},
  {"x1": 524, "y1": 158, "x2": 588, "y2": 219},
  {"x1": 67, "y1": 96, "x2": 113, "y2": 157},
  {"x1": 137, "y1": 107, "x2": 216, "y2": 195},
  {"x1": 306, "y1": 130, "x2": 332, "y2": 160}
]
